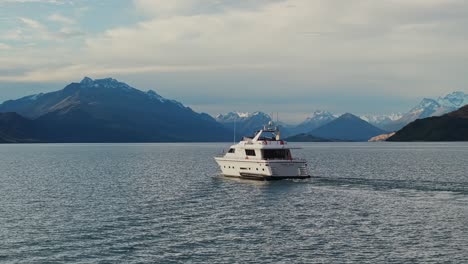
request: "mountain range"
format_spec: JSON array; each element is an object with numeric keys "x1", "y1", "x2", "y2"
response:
[
  {"x1": 0, "y1": 77, "x2": 467, "y2": 143},
  {"x1": 388, "y1": 105, "x2": 468, "y2": 141},
  {"x1": 215, "y1": 111, "x2": 272, "y2": 138},
  {"x1": 360, "y1": 113, "x2": 403, "y2": 130},
  {"x1": 215, "y1": 91, "x2": 468, "y2": 139},
  {"x1": 215, "y1": 91, "x2": 468, "y2": 142},
  {"x1": 215, "y1": 111, "x2": 387, "y2": 141},
  {"x1": 0, "y1": 77, "x2": 231, "y2": 142},
  {"x1": 381, "y1": 91, "x2": 468, "y2": 131}
]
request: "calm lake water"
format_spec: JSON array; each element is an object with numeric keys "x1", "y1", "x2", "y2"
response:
[{"x1": 0, "y1": 143, "x2": 467, "y2": 263}]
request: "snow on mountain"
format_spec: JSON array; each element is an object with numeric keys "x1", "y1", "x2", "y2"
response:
[
  {"x1": 146, "y1": 90, "x2": 165, "y2": 102},
  {"x1": 402, "y1": 92, "x2": 468, "y2": 122},
  {"x1": 437, "y1": 91, "x2": 468, "y2": 109},
  {"x1": 408, "y1": 98, "x2": 443, "y2": 118},
  {"x1": 146, "y1": 89, "x2": 185, "y2": 108},
  {"x1": 290, "y1": 110, "x2": 337, "y2": 134},
  {"x1": 215, "y1": 111, "x2": 272, "y2": 137},
  {"x1": 407, "y1": 91, "x2": 468, "y2": 118},
  {"x1": 215, "y1": 111, "x2": 270, "y2": 123},
  {"x1": 237, "y1": 112, "x2": 252, "y2": 118},
  {"x1": 76, "y1": 77, "x2": 188, "y2": 109},
  {"x1": 360, "y1": 113, "x2": 402, "y2": 123},
  {"x1": 80, "y1": 77, "x2": 133, "y2": 91},
  {"x1": 215, "y1": 91, "x2": 468, "y2": 134},
  {"x1": 383, "y1": 91, "x2": 468, "y2": 131},
  {"x1": 305, "y1": 110, "x2": 338, "y2": 122},
  {"x1": 360, "y1": 113, "x2": 403, "y2": 130},
  {"x1": 78, "y1": 77, "x2": 187, "y2": 109}
]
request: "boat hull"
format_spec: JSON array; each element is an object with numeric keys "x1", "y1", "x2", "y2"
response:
[{"x1": 214, "y1": 158, "x2": 310, "y2": 181}]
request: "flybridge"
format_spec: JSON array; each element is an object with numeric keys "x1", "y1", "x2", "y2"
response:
[
  {"x1": 238, "y1": 121, "x2": 302, "y2": 149},
  {"x1": 247, "y1": 121, "x2": 281, "y2": 141}
]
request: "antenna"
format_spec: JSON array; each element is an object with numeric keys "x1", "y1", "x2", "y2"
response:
[
  {"x1": 276, "y1": 112, "x2": 281, "y2": 140},
  {"x1": 233, "y1": 117, "x2": 236, "y2": 143}
]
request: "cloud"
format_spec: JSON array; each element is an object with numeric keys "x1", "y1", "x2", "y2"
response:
[
  {"x1": 0, "y1": 0, "x2": 66, "y2": 4},
  {"x1": 133, "y1": 0, "x2": 195, "y2": 17},
  {"x1": 0, "y1": 43, "x2": 11, "y2": 49},
  {"x1": 48, "y1": 13, "x2": 76, "y2": 25},
  {"x1": 18, "y1": 17, "x2": 46, "y2": 30},
  {"x1": 83, "y1": 0, "x2": 468, "y2": 81},
  {"x1": 14, "y1": 15, "x2": 84, "y2": 41},
  {"x1": 54, "y1": 27, "x2": 85, "y2": 38},
  {"x1": 2, "y1": 0, "x2": 468, "y2": 106},
  {"x1": 3, "y1": 29, "x2": 23, "y2": 40},
  {"x1": 0, "y1": 62, "x2": 275, "y2": 82}
]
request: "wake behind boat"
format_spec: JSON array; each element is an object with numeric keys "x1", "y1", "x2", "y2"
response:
[{"x1": 215, "y1": 121, "x2": 310, "y2": 181}]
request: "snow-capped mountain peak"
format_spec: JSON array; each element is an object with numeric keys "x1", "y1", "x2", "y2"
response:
[
  {"x1": 76, "y1": 77, "x2": 185, "y2": 108},
  {"x1": 380, "y1": 90, "x2": 468, "y2": 132},
  {"x1": 215, "y1": 111, "x2": 271, "y2": 122},
  {"x1": 360, "y1": 113, "x2": 403, "y2": 123},
  {"x1": 407, "y1": 91, "x2": 468, "y2": 117},
  {"x1": 305, "y1": 110, "x2": 337, "y2": 121},
  {"x1": 146, "y1": 90, "x2": 164, "y2": 101},
  {"x1": 237, "y1": 112, "x2": 251, "y2": 118},
  {"x1": 437, "y1": 91, "x2": 468, "y2": 108},
  {"x1": 287, "y1": 110, "x2": 337, "y2": 134},
  {"x1": 411, "y1": 98, "x2": 440, "y2": 111},
  {"x1": 80, "y1": 77, "x2": 93, "y2": 85},
  {"x1": 79, "y1": 77, "x2": 133, "y2": 91},
  {"x1": 214, "y1": 111, "x2": 273, "y2": 137}
]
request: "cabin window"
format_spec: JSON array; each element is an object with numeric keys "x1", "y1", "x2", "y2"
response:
[
  {"x1": 245, "y1": 149, "x2": 256, "y2": 156},
  {"x1": 228, "y1": 148, "x2": 235, "y2": 153},
  {"x1": 262, "y1": 149, "x2": 291, "y2": 160}
]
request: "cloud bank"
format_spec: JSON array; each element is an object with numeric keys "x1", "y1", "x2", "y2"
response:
[{"x1": 1, "y1": 0, "x2": 467, "y2": 117}]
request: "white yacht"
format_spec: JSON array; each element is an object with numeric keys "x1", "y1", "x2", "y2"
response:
[{"x1": 215, "y1": 122, "x2": 310, "y2": 181}]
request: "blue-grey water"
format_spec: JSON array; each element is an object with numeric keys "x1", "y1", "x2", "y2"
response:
[{"x1": 0, "y1": 143, "x2": 467, "y2": 263}]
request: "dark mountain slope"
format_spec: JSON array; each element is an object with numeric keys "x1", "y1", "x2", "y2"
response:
[
  {"x1": 0, "y1": 112, "x2": 38, "y2": 143},
  {"x1": 388, "y1": 105, "x2": 468, "y2": 141}
]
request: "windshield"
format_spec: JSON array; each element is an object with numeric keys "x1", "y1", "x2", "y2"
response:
[{"x1": 262, "y1": 149, "x2": 291, "y2": 160}]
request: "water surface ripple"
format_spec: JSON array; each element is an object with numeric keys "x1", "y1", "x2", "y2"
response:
[{"x1": 0, "y1": 143, "x2": 467, "y2": 263}]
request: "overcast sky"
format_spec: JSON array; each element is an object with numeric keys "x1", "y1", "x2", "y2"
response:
[{"x1": 0, "y1": 0, "x2": 467, "y2": 123}]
